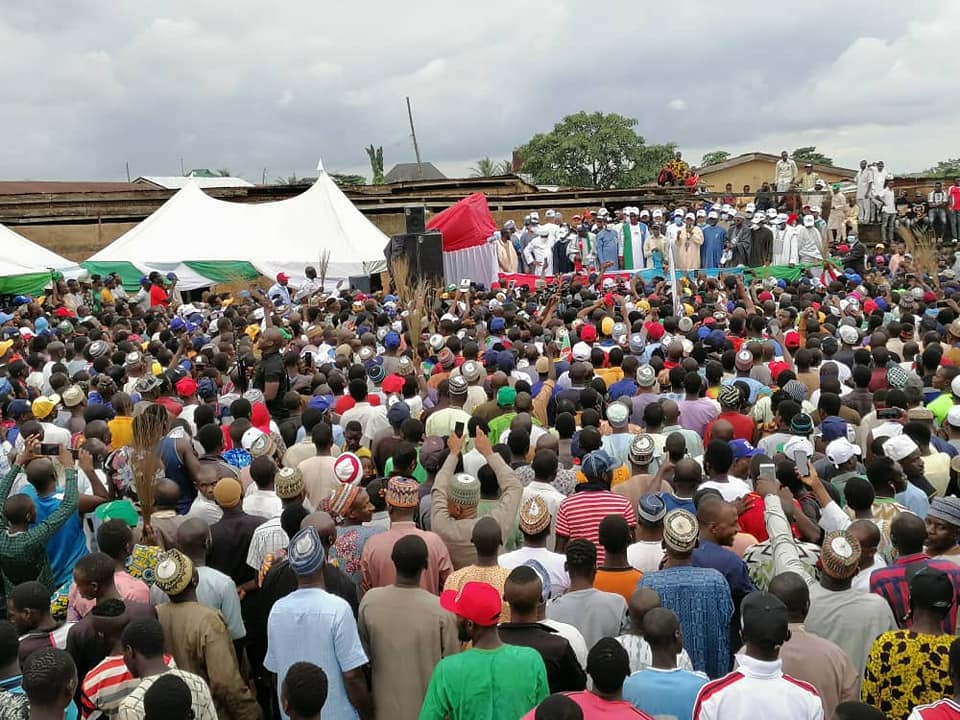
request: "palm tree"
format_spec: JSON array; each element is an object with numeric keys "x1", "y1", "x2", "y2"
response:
[{"x1": 470, "y1": 157, "x2": 512, "y2": 177}]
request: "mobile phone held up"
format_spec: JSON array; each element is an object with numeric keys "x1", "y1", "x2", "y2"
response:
[
  {"x1": 454, "y1": 421, "x2": 465, "y2": 438},
  {"x1": 39, "y1": 443, "x2": 60, "y2": 456},
  {"x1": 792, "y1": 449, "x2": 809, "y2": 477},
  {"x1": 758, "y1": 463, "x2": 776, "y2": 483}
]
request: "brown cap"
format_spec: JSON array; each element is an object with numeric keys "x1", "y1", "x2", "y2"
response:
[{"x1": 519, "y1": 496, "x2": 551, "y2": 535}]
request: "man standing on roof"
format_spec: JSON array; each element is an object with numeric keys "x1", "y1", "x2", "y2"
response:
[{"x1": 774, "y1": 151, "x2": 799, "y2": 194}]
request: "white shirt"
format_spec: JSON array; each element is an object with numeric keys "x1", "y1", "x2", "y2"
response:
[
  {"x1": 499, "y1": 545, "x2": 570, "y2": 595},
  {"x1": 521, "y1": 481, "x2": 566, "y2": 550},
  {"x1": 267, "y1": 282, "x2": 292, "y2": 306},
  {"x1": 186, "y1": 494, "x2": 223, "y2": 525},
  {"x1": 627, "y1": 540, "x2": 665, "y2": 574},
  {"x1": 246, "y1": 517, "x2": 289, "y2": 573},
  {"x1": 339, "y1": 402, "x2": 388, "y2": 446},
  {"x1": 540, "y1": 619, "x2": 587, "y2": 669},
  {"x1": 699, "y1": 477, "x2": 751, "y2": 502},
  {"x1": 696, "y1": 654, "x2": 823, "y2": 720},
  {"x1": 242, "y1": 488, "x2": 283, "y2": 519},
  {"x1": 875, "y1": 187, "x2": 896, "y2": 214}
]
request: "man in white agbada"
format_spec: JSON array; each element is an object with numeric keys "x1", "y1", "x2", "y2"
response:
[
  {"x1": 665, "y1": 210, "x2": 683, "y2": 245},
  {"x1": 854, "y1": 160, "x2": 872, "y2": 223},
  {"x1": 773, "y1": 150, "x2": 798, "y2": 193},
  {"x1": 541, "y1": 209, "x2": 561, "y2": 244},
  {"x1": 620, "y1": 207, "x2": 649, "y2": 271},
  {"x1": 772, "y1": 215, "x2": 800, "y2": 266},
  {"x1": 523, "y1": 226, "x2": 554, "y2": 276},
  {"x1": 797, "y1": 215, "x2": 824, "y2": 263}
]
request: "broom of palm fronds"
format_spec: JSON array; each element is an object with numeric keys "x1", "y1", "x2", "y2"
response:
[
  {"x1": 391, "y1": 255, "x2": 412, "y2": 304},
  {"x1": 130, "y1": 409, "x2": 166, "y2": 527},
  {"x1": 899, "y1": 225, "x2": 940, "y2": 288},
  {"x1": 406, "y1": 278, "x2": 432, "y2": 356},
  {"x1": 318, "y1": 248, "x2": 331, "y2": 291}
]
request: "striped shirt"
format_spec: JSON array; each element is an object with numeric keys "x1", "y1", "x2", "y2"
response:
[
  {"x1": 117, "y1": 668, "x2": 217, "y2": 720},
  {"x1": 80, "y1": 654, "x2": 174, "y2": 719},
  {"x1": 555, "y1": 490, "x2": 636, "y2": 564}
]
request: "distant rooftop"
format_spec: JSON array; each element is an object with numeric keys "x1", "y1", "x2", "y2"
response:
[
  {"x1": 134, "y1": 171, "x2": 254, "y2": 190},
  {"x1": 0, "y1": 181, "x2": 149, "y2": 195},
  {"x1": 384, "y1": 162, "x2": 447, "y2": 184}
]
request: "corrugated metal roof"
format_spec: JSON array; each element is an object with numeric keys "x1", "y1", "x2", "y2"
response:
[{"x1": 134, "y1": 176, "x2": 255, "y2": 190}]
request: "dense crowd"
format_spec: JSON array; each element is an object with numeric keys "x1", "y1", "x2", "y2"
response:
[
  {"x1": 496, "y1": 152, "x2": 960, "y2": 278},
  {"x1": 3, "y1": 203, "x2": 960, "y2": 720}
]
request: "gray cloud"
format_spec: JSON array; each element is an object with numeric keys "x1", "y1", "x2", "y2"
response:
[{"x1": 0, "y1": 1, "x2": 947, "y2": 182}]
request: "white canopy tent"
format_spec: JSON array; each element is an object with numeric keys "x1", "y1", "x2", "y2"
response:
[
  {"x1": 86, "y1": 169, "x2": 389, "y2": 290},
  {"x1": 0, "y1": 224, "x2": 83, "y2": 294}
]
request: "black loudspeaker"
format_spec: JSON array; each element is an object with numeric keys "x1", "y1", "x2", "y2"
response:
[
  {"x1": 404, "y1": 206, "x2": 426, "y2": 234},
  {"x1": 389, "y1": 231, "x2": 443, "y2": 284},
  {"x1": 348, "y1": 275, "x2": 372, "y2": 293}
]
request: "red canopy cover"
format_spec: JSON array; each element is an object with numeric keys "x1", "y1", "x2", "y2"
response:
[{"x1": 426, "y1": 192, "x2": 497, "y2": 252}]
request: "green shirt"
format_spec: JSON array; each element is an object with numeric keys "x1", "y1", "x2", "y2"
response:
[
  {"x1": 927, "y1": 392, "x2": 953, "y2": 426},
  {"x1": 0, "y1": 465, "x2": 80, "y2": 595},
  {"x1": 419, "y1": 644, "x2": 548, "y2": 720},
  {"x1": 384, "y1": 452, "x2": 427, "y2": 483}
]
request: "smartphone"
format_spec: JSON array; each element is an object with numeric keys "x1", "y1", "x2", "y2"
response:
[
  {"x1": 877, "y1": 407, "x2": 902, "y2": 420},
  {"x1": 793, "y1": 449, "x2": 809, "y2": 476},
  {"x1": 758, "y1": 463, "x2": 776, "y2": 483},
  {"x1": 303, "y1": 351, "x2": 313, "y2": 366},
  {"x1": 453, "y1": 421, "x2": 465, "y2": 438},
  {"x1": 459, "y1": 278, "x2": 471, "y2": 291},
  {"x1": 39, "y1": 443, "x2": 60, "y2": 456}
]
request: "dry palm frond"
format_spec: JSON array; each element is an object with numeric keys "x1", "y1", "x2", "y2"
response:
[
  {"x1": 407, "y1": 278, "x2": 432, "y2": 355},
  {"x1": 391, "y1": 255, "x2": 412, "y2": 304},
  {"x1": 130, "y1": 408, "x2": 167, "y2": 526},
  {"x1": 318, "y1": 248, "x2": 331, "y2": 291},
  {"x1": 898, "y1": 225, "x2": 939, "y2": 288}
]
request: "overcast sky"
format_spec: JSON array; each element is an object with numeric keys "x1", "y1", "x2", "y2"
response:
[{"x1": 3, "y1": 2, "x2": 955, "y2": 182}]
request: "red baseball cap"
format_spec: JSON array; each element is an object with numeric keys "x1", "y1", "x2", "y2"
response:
[
  {"x1": 646, "y1": 322, "x2": 665, "y2": 341},
  {"x1": 276, "y1": 272, "x2": 290, "y2": 283},
  {"x1": 175, "y1": 376, "x2": 198, "y2": 398},
  {"x1": 382, "y1": 375, "x2": 404, "y2": 394},
  {"x1": 439, "y1": 581, "x2": 502, "y2": 626},
  {"x1": 580, "y1": 324, "x2": 598, "y2": 343}
]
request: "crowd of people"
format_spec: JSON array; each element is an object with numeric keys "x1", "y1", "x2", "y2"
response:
[
  {"x1": 496, "y1": 152, "x2": 960, "y2": 278},
  {"x1": 5, "y1": 188, "x2": 960, "y2": 719}
]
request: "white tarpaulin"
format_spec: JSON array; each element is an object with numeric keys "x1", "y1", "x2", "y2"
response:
[{"x1": 87, "y1": 170, "x2": 389, "y2": 290}]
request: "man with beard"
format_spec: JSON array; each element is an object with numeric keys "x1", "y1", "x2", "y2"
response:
[
  {"x1": 701, "y1": 211, "x2": 726, "y2": 269},
  {"x1": 420, "y1": 581, "x2": 549, "y2": 719}
]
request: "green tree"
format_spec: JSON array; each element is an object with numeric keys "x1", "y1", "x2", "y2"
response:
[
  {"x1": 700, "y1": 150, "x2": 730, "y2": 167},
  {"x1": 516, "y1": 111, "x2": 676, "y2": 189},
  {"x1": 925, "y1": 158, "x2": 960, "y2": 178},
  {"x1": 330, "y1": 173, "x2": 366, "y2": 187},
  {"x1": 792, "y1": 146, "x2": 833, "y2": 166},
  {"x1": 365, "y1": 144, "x2": 384, "y2": 184},
  {"x1": 470, "y1": 157, "x2": 512, "y2": 177}
]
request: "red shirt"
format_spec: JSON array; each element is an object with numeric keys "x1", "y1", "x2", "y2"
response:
[
  {"x1": 737, "y1": 492, "x2": 801, "y2": 542},
  {"x1": 704, "y1": 411, "x2": 755, "y2": 444},
  {"x1": 149, "y1": 284, "x2": 169, "y2": 307},
  {"x1": 911, "y1": 699, "x2": 960, "y2": 720},
  {"x1": 949, "y1": 185, "x2": 960, "y2": 211},
  {"x1": 522, "y1": 692, "x2": 652, "y2": 719},
  {"x1": 556, "y1": 490, "x2": 637, "y2": 565}
]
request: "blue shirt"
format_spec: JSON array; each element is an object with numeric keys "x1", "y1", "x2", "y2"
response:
[
  {"x1": 896, "y1": 482, "x2": 930, "y2": 518},
  {"x1": 608, "y1": 378, "x2": 638, "y2": 401},
  {"x1": 721, "y1": 376, "x2": 768, "y2": 404},
  {"x1": 692, "y1": 539, "x2": 758, "y2": 599},
  {"x1": 265, "y1": 587, "x2": 369, "y2": 720},
  {"x1": 661, "y1": 493, "x2": 695, "y2": 514},
  {"x1": 21, "y1": 485, "x2": 87, "y2": 588},
  {"x1": 701, "y1": 225, "x2": 727, "y2": 269},
  {"x1": 595, "y1": 229, "x2": 620, "y2": 268},
  {"x1": 638, "y1": 566, "x2": 733, "y2": 679},
  {"x1": 623, "y1": 667, "x2": 709, "y2": 720}
]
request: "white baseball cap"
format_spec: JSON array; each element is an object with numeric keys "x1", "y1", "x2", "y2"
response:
[
  {"x1": 826, "y1": 438, "x2": 861, "y2": 466},
  {"x1": 882, "y1": 434, "x2": 919, "y2": 462}
]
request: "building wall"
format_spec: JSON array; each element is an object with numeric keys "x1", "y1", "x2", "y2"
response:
[
  {"x1": 15, "y1": 222, "x2": 139, "y2": 262},
  {"x1": 700, "y1": 159, "x2": 850, "y2": 193}
]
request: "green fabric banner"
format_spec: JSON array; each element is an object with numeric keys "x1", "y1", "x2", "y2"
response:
[
  {"x1": 182, "y1": 261, "x2": 260, "y2": 283},
  {"x1": 80, "y1": 261, "x2": 145, "y2": 291},
  {"x1": 0, "y1": 271, "x2": 56, "y2": 296}
]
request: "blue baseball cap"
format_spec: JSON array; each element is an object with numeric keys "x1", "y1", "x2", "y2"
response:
[
  {"x1": 384, "y1": 331, "x2": 401, "y2": 350},
  {"x1": 308, "y1": 394, "x2": 334, "y2": 413},
  {"x1": 170, "y1": 317, "x2": 186, "y2": 332},
  {"x1": 820, "y1": 415, "x2": 848, "y2": 442},
  {"x1": 729, "y1": 439, "x2": 762, "y2": 460},
  {"x1": 490, "y1": 317, "x2": 506, "y2": 333}
]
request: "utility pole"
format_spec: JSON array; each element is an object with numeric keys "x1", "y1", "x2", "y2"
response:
[
  {"x1": 406, "y1": 96, "x2": 422, "y2": 179},
  {"x1": 179, "y1": 157, "x2": 185, "y2": 175},
  {"x1": 125, "y1": 161, "x2": 130, "y2": 182}
]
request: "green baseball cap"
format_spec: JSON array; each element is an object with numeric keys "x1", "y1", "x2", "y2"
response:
[{"x1": 94, "y1": 500, "x2": 139, "y2": 528}]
